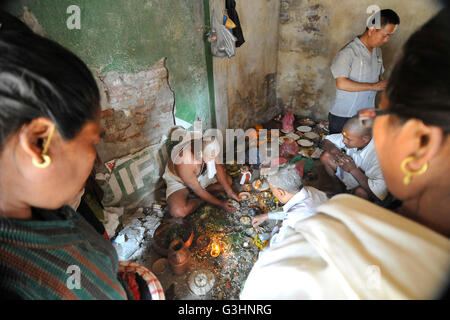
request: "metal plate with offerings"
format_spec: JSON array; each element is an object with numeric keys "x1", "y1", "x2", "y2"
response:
[
  {"x1": 297, "y1": 139, "x2": 314, "y2": 147},
  {"x1": 188, "y1": 269, "x2": 215, "y2": 296},
  {"x1": 303, "y1": 131, "x2": 320, "y2": 140},
  {"x1": 285, "y1": 132, "x2": 300, "y2": 140},
  {"x1": 252, "y1": 178, "x2": 269, "y2": 191},
  {"x1": 280, "y1": 128, "x2": 293, "y2": 134},
  {"x1": 238, "y1": 192, "x2": 251, "y2": 200},
  {"x1": 297, "y1": 125, "x2": 312, "y2": 133}
]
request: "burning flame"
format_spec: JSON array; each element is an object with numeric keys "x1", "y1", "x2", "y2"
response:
[{"x1": 210, "y1": 243, "x2": 220, "y2": 257}]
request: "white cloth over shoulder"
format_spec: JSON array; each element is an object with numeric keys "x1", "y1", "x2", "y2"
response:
[
  {"x1": 325, "y1": 133, "x2": 387, "y2": 200},
  {"x1": 240, "y1": 194, "x2": 450, "y2": 300}
]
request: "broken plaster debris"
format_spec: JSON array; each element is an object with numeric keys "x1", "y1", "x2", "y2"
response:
[
  {"x1": 103, "y1": 206, "x2": 124, "y2": 239},
  {"x1": 112, "y1": 207, "x2": 162, "y2": 263}
]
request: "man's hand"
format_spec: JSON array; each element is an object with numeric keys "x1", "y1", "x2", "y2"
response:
[
  {"x1": 372, "y1": 80, "x2": 387, "y2": 91},
  {"x1": 222, "y1": 201, "x2": 237, "y2": 213},
  {"x1": 226, "y1": 190, "x2": 240, "y2": 202},
  {"x1": 339, "y1": 155, "x2": 357, "y2": 172},
  {"x1": 329, "y1": 147, "x2": 342, "y2": 157},
  {"x1": 332, "y1": 150, "x2": 347, "y2": 161},
  {"x1": 252, "y1": 213, "x2": 268, "y2": 227}
]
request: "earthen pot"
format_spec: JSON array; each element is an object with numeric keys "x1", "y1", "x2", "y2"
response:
[
  {"x1": 168, "y1": 239, "x2": 191, "y2": 275},
  {"x1": 153, "y1": 218, "x2": 194, "y2": 256}
]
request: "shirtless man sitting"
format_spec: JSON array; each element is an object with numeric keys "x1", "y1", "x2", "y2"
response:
[{"x1": 163, "y1": 136, "x2": 239, "y2": 218}]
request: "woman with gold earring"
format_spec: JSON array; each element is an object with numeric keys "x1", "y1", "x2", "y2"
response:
[
  {"x1": 241, "y1": 7, "x2": 449, "y2": 300},
  {"x1": 372, "y1": 8, "x2": 450, "y2": 237},
  {"x1": 0, "y1": 14, "x2": 163, "y2": 300}
]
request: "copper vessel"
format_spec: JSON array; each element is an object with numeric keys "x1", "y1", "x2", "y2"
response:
[{"x1": 168, "y1": 239, "x2": 191, "y2": 275}]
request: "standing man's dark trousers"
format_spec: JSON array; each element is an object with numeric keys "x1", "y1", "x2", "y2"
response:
[{"x1": 328, "y1": 113, "x2": 352, "y2": 134}]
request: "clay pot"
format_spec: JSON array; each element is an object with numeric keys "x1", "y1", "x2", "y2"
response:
[
  {"x1": 196, "y1": 235, "x2": 210, "y2": 249},
  {"x1": 152, "y1": 258, "x2": 168, "y2": 275},
  {"x1": 153, "y1": 218, "x2": 194, "y2": 257},
  {"x1": 168, "y1": 239, "x2": 191, "y2": 275}
]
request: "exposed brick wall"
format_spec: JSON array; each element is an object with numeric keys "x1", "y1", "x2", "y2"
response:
[{"x1": 95, "y1": 58, "x2": 175, "y2": 163}]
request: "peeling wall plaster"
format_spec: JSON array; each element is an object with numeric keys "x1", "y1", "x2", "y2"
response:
[{"x1": 276, "y1": 0, "x2": 442, "y2": 120}]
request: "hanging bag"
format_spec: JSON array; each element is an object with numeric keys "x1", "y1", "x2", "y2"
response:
[{"x1": 210, "y1": 8, "x2": 237, "y2": 58}]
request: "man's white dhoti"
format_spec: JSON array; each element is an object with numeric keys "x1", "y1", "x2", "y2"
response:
[{"x1": 162, "y1": 165, "x2": 217, "y2": 199}]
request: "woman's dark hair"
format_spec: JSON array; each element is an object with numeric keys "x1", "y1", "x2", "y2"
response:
[
  {"x1": 386, "y1": 7, "x2": 450, "y2": 133},
  {"x1": 0, "y1": 20, "x2": 100, "y2": 150}
]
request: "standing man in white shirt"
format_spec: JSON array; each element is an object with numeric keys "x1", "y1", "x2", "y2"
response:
[
  {"x1": 328, "y1": 9, "x2": 400, "y2": 134},
  {"x1": 320, "y1": 116, "x2": 387, "y2": 201},
  {"x1": 251, "y1": 164, "x2": 328, "y2": 246}
]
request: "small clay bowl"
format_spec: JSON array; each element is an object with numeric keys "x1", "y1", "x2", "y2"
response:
[
  {"x1": 196, "y1": 235, "x2": 210, "y2": 249},
  {"x1": 152, "y1": 258, "x2": 168, "y2": 275}
]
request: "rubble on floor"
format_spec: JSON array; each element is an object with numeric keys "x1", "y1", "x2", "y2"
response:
[
  {"x1": 105, "y1": 113, "x2": 331, "y2": 300},
  {"x1": 112, "y1": 207, "x2": 162, "y2": 264}
]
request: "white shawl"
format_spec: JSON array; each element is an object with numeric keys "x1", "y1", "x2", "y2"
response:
[{"x1": 240, "y1": 194, "x2": 450, "y2": 300}]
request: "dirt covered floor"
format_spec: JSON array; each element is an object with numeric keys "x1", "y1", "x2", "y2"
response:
[
  {"x1": 142, "y1": 172, "x2": 280, "y2": 300},
  {"x1": 138, "y1": 116, "x2": 342, "y2": 300}
]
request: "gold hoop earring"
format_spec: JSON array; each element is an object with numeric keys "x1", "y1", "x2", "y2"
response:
[
  {"x1": 32, "y1": 154, "x2": 51, "y2": 169},
  {"x1": 400, "y1": 156, "x2": 428, "y2": 186},
  {"x1": 31, "y1": 124, "x2": 55, "y2": 169}
]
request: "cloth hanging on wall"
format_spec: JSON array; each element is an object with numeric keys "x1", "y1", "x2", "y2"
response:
[{"x1": 225, "y1": 0, "x2": 245, "y2": 47}]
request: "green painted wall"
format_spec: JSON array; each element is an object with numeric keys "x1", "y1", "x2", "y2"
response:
[{"x1": 6, "y1": 0, "x2": 212, "y2": 127}]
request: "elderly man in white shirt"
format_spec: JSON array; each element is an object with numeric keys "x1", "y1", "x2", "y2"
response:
[
  {"x1": 252, "y1": 164, "x2": 328, "y2": 246},
  {"x1": 320, "y1": 115, "x2": 387, "y2": 201}
]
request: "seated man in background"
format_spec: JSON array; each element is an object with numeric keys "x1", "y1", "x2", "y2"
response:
[
  {"x1": 163, "y1": 136, "x2": 239, "y2": 218},
  {"x1": 252, "y1": 164, "x2": 328, "y2": 247},
  {"x1": 320, "y1": 116, "x2": 387, "y2": 202}
]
